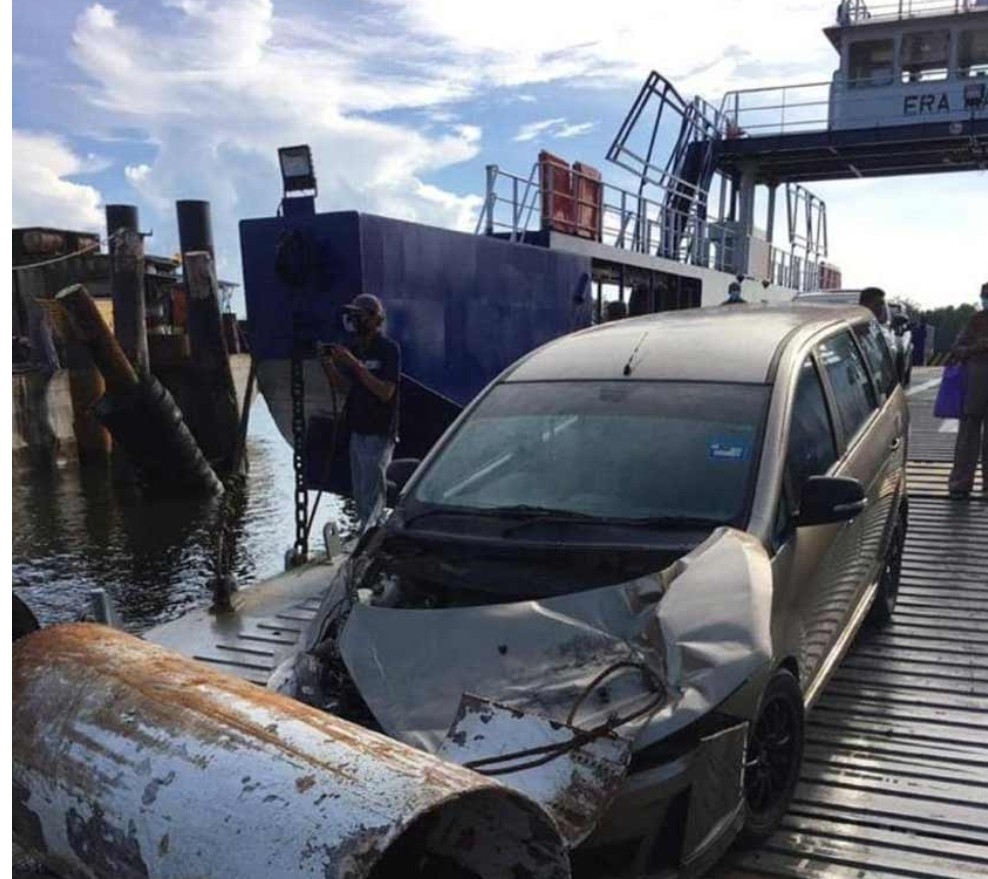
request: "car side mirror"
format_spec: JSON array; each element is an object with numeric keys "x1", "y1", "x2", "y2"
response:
[
  {"x1": 797, "y1": 476, "x2": 867, "y2": 527},
  {"x1": 385, "y1": 458, "x2": 420, "y2": 508}
]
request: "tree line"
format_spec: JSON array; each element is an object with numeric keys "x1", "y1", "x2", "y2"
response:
[{"x1": 918, "y1": 304, "x2": 977, "y2": 355}]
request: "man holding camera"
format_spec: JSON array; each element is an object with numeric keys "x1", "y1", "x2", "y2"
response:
[{"x1": 319, "y1": 293, "x2": 400, "y2": 527}]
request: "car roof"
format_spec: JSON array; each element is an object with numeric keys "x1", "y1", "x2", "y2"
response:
[{"x1": 504, "y1": 305, "x2": 870, "y2": 385}]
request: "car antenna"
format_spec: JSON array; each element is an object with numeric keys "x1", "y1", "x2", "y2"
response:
[{"x1": 623, "y1": 331, "x2": 649, "y2": 376}]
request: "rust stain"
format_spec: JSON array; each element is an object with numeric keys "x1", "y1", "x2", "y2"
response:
[{"x1": 14, "y1": 624, "x2": 478, "y2": 790}]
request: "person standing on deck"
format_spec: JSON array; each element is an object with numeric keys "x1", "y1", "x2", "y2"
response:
[
  {"x1": 947, "y1": 284, "x2": 988, "y2": 500},
  {"x1": 722, "y1": 276, "x2": 747, "y2": 305},
  {"x1": 319, "y1": 293, "x2": 401, "y2": 527},
  {"x1": 859, "y1": 287, "x2": 887, "y2": 323}
]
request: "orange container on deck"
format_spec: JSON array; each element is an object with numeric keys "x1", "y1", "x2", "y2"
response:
[
  {"x1": 539, "y1": 151, "x2": 575, "y2": 235},
  {"x1": 573, "y1": 162, "x2": 602, "y2": 240}
]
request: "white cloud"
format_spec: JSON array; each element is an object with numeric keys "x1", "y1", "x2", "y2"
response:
[
  {"x1": 514, "y1": 117, "x2": 596, "y2": 142},
  {"x1": 124, "y1": 163, "x2": 151, "y2": 182},
  {"x1": 378, "y1": 0, "x2": 835, "y2": 95},
  {"x1": 68, "y1": 0, "x2": 486, "y2": 280},
  {"x1": 555, "y1": 121, "x2": 596, "y2": 139},
  {"x1": 513, "y1": 118, "x2": 566, "y2": 142},
  {"x1": 12, "y1": 131, "x2": 104, "y2": 231}
]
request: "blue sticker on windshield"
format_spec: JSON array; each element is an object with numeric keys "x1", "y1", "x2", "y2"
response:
[{"x1": 709, "y1": 438, "x2": 751, "y2": 462}]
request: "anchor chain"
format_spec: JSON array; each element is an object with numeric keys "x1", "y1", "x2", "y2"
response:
[{"x1": 291, "y1": 331, "x2": 309, "y2": 565}]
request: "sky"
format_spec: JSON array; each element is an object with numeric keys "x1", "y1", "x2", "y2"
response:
[{"x1": 11, "y1": 0, "x2": 988, "y2": 310}]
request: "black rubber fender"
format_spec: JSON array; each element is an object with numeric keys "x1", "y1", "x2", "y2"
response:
[{"x1": 96, "y1": 375, "x2": 224, "y2": 497}]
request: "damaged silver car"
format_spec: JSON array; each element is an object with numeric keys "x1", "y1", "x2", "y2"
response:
[{"x1": 272, "y1": 305, "x2": 908, "y2": 877}]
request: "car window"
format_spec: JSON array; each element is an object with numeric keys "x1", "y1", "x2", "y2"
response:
[
  {"x1": 854, "y1": 321, "x2": 898, "y2": 400},
  {"x1": 786, "y1": 357, "x2": 838, "y2": 501},
  {"x1": 818, "y1": 331, "x2": 879, "y2": 442}
]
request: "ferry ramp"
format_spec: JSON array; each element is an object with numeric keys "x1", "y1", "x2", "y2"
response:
[
  {"x1": 13, "y1": 371, "x2": 988, "y2": 879},
  {"x1": 716, "y1": 367, "x2": 988, "y2": 879}
]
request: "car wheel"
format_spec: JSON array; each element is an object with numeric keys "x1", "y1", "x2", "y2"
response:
[
  {"x1": 868, "y1": 510, "x2": 905, "y2": 627},
  {"x1": 13, "y1": 593, "x2": 39, "y2": 642},
  {"x1": 739, "y1": 669, "x2": 804, "y2": 846}
]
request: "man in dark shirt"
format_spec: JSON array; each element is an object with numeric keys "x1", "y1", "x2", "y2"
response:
[{"x1": 320, "y1": 293, "x2": 401, "y2": 527}]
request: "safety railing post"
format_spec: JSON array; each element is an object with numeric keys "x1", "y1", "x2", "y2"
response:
[
  {"x1": 483, "y1": 165, "x2": 497, "y2": 235},
  {"x1": 511, "y1": 176, "x2": 520, "y2": 241},
  {"x1": 545, "y1": 162, "x2": 553, "y2": 235}
]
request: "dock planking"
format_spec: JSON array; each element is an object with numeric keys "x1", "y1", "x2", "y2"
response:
[{"x1": 717, "y1": 368, "x2": 988, "y2": 879}]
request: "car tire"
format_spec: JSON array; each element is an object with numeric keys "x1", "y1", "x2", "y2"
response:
[
  {"x1": 738, "y1": 668, "x2": 804, "y2": 847},
  {"x1": 868, "y1": 509, "x2": 905, "y2": 627},
  {"x1": 13, "y1": 593, "x2": 39, "y2": 642}
]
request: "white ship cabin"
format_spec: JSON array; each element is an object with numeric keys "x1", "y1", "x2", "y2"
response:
[{"x1": 827, "y1": 0, "x2": 988, "y2": 128}]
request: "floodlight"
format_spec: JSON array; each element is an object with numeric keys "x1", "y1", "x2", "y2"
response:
[{"x1": 278, "y1": 144, "x2": 317, "y2": 196}]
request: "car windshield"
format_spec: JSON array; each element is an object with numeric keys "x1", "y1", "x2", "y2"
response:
[{"x1": 411, "y1": 381, "x2": 769, "y2": 527}]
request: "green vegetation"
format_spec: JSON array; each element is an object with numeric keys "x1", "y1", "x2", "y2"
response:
[{"x1": 920, "y1": 304, "x2": 977, "y2": 354}]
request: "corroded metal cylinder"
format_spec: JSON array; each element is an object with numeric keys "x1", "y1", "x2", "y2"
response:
[{"x1": 13, "y1": 624, "x2": 569, "y2": 879}]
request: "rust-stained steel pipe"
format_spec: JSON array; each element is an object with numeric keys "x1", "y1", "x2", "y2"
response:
[
  {"x1": 55, "y1": 284, "x2": 139, "y2": 397},
  {"x1": 13, "y1": 624, "x2": 570, "y2": 879}
]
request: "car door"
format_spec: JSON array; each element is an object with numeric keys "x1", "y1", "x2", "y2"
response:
[
  {"x1": 770, "y1": 354, "x2": 857, "y2": 697},
  {"x1": 813, "y1": 329, "x2": 891, "y2": 659},
  {"x1": 850, "y1": 320, "x2": 908, "y2": 586}
]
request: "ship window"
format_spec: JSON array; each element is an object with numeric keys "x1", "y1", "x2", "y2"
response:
[
  {"x1": 959, "y1": 29, "x2": 988, "y2": 78},
  {"x1": 900, "y1": 30, "x2": 950, "y2": 82},
  {"x1": 848, "y1": 39, "x2": 895, "y2": 88}
]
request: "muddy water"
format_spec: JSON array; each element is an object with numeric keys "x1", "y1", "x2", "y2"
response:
[{"x1": 12, "y1": 400, "x2": 353, "y2": 633}]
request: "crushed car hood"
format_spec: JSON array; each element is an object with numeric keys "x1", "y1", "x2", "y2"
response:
[{"x1": 339, "y1": 527, "x2": 773, "y2": 754}]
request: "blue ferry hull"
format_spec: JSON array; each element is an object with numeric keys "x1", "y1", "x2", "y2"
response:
[{"x1": 240, "y1": 209, "x2": 592, "y2": 490}]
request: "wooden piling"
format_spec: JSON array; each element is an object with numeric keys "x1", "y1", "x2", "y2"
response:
[
  {"x1": 109, "y1": 228, "x2": 150, "y2": 377},
  {"x1": 55, "y1": 285, "x2": 139, "y2": 397},
  {"x1": 55, "y1": 283, "x2": 224, "y2": 497},
  {"x1": 184, "y1": 251, "x2": 241, "y2": 475}
]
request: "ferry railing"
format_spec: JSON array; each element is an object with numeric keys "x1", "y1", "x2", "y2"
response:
[
  {"x1": 839, "y1": 0, "x2": 986, "y2": 25},
  {"x1": 476, "y1": 164, "x2": 826, "y2": 291},
  {"x1": 721, "y1": 70, "x2": 984, "y2": 136}
]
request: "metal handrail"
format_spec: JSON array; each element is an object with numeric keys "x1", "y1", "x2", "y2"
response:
[
  {"x1": 721, "y1": 70, "x2": 987, "y2": 136},
  {"x1": 838, "y1": 0, "x2": 988, "y2": 25},
  {"x1": 475, "y1": 164, "x2": 827, "y2": 292}
]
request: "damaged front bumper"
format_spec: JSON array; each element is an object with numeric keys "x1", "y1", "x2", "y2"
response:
[{"x1": 578, "y1": 717, "x2": 749, "y2": 877}]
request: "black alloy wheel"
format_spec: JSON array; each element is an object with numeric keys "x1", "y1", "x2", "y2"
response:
[
  {"x1": 868, "y1": 511, "x2": 905, "y2": 627},
  {"x1": 13, "y1": 593, "x2": 39, "y2": 642},
  {"x1": 740, "y1": 669, "x2": 804, "y2": 845}
]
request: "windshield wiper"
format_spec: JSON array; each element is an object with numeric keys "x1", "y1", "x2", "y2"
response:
[{"x1": 502, "y1": 512, "x2": 723, "y2": 536}]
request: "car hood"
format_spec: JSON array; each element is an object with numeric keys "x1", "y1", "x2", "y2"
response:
[{"x1": 338, "y1": 526, "x2": 774, "y2": 754}]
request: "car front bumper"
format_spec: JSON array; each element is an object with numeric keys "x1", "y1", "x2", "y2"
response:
[{"x1": 576, "y1": 719, "x2": 749, "y2": 878}]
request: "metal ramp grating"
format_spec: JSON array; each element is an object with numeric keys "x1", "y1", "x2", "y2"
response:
[{"x1": 716, "y1": 369, "x2": 988, "y2": 879}]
